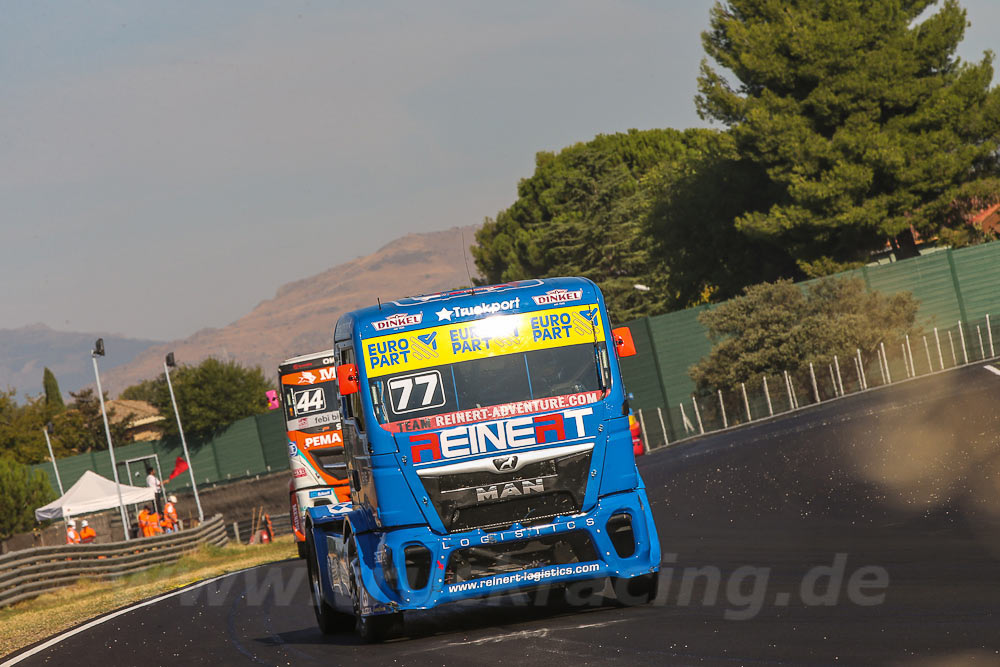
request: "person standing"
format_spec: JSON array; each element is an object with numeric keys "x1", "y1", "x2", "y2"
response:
[
  {"x1": 79, "y1": 520, "x2": 96, "y2": 543},
  {"x1": 146, "y1": 466, "x2": 168, "y2": 514},
  {"x1": 138, "y1": 506, "x2": 152, "y2": 537},
  {"x1": 65, "y1": 519, "x2": 80, "y2": 544},
  {"x1": 163, "y1": 495, "x2": 180, "y2": 532}
]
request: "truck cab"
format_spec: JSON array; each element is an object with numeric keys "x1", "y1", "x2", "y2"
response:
[
  {"x1": 278, "y1": 350, "x2": 350, "y2": 557},
  {"x1": 305, "y1": 278, "x2": 659, "y2": 640}
]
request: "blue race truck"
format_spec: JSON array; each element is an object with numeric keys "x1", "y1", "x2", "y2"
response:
[{"x1": 305, "y1": 277, "x2": 660, "y2": 640}]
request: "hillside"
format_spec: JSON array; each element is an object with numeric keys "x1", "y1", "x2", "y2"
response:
[
  {"x1": 0, "y1": 326, "x2": 160, "y2": 399},
  {"x1": 99, "y1": 225, "x2": 480, "y2": 394}
]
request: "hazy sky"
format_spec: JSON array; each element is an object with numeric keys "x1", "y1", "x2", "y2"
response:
[{"x1": 3, "y1": 1, "x2": 998, "y2": 341}]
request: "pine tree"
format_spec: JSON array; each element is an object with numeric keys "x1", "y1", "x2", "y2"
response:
[
  {"x1": 42, "y1": 367, "x2": 64, "y2": 411},
  {"x1": 697, "y1": 0, "x2": 1000, "y2": 274}
]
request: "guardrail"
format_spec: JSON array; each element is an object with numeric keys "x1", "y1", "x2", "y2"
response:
[{"x1": 0, "y1": 514, "x2": 228, "y2": 609}]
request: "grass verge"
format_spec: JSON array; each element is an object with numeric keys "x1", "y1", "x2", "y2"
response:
[{"x1": 0, "y1": 535, "x2": 297, "y2": 659}]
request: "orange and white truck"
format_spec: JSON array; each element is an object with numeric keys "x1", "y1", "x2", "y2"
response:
[{"x1": 279, "y1": 350, "x2": 350, "y2": 558}]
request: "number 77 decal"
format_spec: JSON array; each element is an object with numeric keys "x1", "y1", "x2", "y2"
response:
[{"x1": 388, "y1": 370, "x2": 446, "y2": 413}]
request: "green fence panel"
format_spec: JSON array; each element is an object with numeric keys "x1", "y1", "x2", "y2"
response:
[
  {"x1": 646, "y1": 303, "x2": 715, "y2": 441},
  {"x1": 616, "y1": 317, "x2": 665, "y2": 411},
  {"x1": 865, "y1": 250, "x2": 960, "y2": 329},
  {"x1": 951, "y1": 242, "x2": 1000, "y2": 323},
  {"x1": 211, "y1": 416, "x2": 267, "y2": 481},
  {"x1": 256, "y1": 411, "x2": 291, "y2": 473}
]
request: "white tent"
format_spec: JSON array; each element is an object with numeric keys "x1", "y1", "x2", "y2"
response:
[{"x1": 35, "y1": 470, "x2": 156, "y2": 521}]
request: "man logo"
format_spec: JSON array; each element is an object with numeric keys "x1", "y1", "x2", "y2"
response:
[{"x1": 493, "y1": 455, "x2": 518, "y2": 472}]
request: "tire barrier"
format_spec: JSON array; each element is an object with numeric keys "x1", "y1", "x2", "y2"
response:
[{"x1": 0, "y1": 514, "x2": 228, "y2": 609}]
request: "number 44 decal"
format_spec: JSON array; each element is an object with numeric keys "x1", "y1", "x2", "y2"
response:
[
  {"x1": 388, "y1": 370, "x2": 445, "y2": 414},
  {"x1": 293, "y1": 387, "x2": 327, "y2": 416}
]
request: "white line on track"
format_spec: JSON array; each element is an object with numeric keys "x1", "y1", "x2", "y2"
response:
[
  {"x1": 1, "y1": 569, "x2": 244, "y2": 666},
  {"x1": 984, "y1": 364, "x2": 1000, "y2": 376}
]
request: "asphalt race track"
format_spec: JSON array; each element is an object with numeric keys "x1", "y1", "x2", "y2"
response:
[{"x1": 6, "y1": 363, "x2": 1000, "y2": 666}]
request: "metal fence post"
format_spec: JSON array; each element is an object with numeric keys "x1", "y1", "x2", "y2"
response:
[
  {"x1": 637, "y1": 409, "x2": 650, "y2": 450},
  {"x1": 691, "y1": 396, "x2": 704, "y2": 434},
  {"x1": 809, "y1": 363, "x2": 820, "y2": 402},
  {"x1": 856, "y1": 349, "x2": 867, "y2": 390},
  {"x1": 656, "y1": 407, "x2": 668, "y2": 446},
  {"x1": 741, "y1": 382, "x2": 752, "y2": 421},
  {"x1": 679, "y1": 403, "x2": 695, "y2": 434},
  {"x1": 905, "y1": 335, "x2": 916, "y2": 376},
  {"x1": 717, "y1": 390, "x2": 728, "y2": 428},
  {"x1": 923, "y1": 336, "x2": 933, "y2": 374},
  {"x1": 789, "y1": 375, "x2": 799, "y2": 409},
  {"x1": 902, "y1": 343, "x2": 911, "y2": 377},
  {"x1": 829, "y1": 364, "x2": 838, "y2": 396},
  {"x1": 988, "y1": 314, "x2": 996, "y2": 358},
  {"x1": 783, "y1": 371, "x2": 793, "y2": 410},
  {"x1": 763, "y1": 376, "x2": 774, "y2": 416},
  {"x1": 947, "y1": 330, "x2": 957, "y2": 366},
  {"x1": 232, "y1": 521, "x2": 241, "y2": 544},
  {"x1": 880, "y1": 341, "x2": 892, "y2": 383},
  {"x1": 875, "y1": 346, "x2": 886, "y2": 385},
  {"x1": 977, "y1": 325, "x2": 985, "y2": 361},
  {"x1": 958, "y1": 321, "x2": 969, "y2": 364},
  {"x1": 934, "y1": 328, "x2": 944, "y2": 370},
  {"x1": 833, "y1": 355, "x2": 845, "y2": 395}
]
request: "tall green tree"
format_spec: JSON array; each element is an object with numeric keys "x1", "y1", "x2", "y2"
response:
[
  {"x1": 697, "y1": 0, "x2": 1000, "y2": 275},
  {"x1": 473, "y1": 128, "x2": 723, "y2": 322},
  {"x1": 121, "y1": 357, "x2": 272, "y2": 438},
  {"x1": 42, "y1": 367, "x2": 65, "y2": 411},
  {"x1": 0, "y1": 456, "x2": 57, "y2": 538},
  {"x1": 690, "y1": 276, "x2": 918, "y2": 391},
  {"x1": 644, "y1": 130, "x2": 800, "y2": 310}
]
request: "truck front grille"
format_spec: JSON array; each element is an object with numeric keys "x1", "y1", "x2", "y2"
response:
[{"x1": 419, "y1": 448, "x2": 591, "y2": 532}]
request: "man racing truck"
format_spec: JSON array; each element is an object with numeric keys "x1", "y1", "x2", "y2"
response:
[
  {"x1": 279, "y1": 350, "x2": 350, "y2": 558},
  {"x1": 305, "y1": 278, "x2": 660, "y2": 640}
]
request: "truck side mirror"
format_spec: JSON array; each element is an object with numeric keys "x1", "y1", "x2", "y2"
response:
[
  {"x1": 611, "y1": 326, "x2": 637, "y2": 357},
  {"x1": 337, "y1": 364, "x2": 360, "y2": 395}
]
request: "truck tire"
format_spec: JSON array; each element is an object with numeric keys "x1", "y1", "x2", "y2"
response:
[
  {"x1": 306, "y1": 534, "x2": 343, "y2": 634},
  {"x1": 610, "y1": 572, "x2": 659, "y2": 606},
  {"x1": 348, "y1": 539, "x2": 402, "y2": 642},
  {"x1": 297, "y1": 540, "x2": 308, "y2": 559}
]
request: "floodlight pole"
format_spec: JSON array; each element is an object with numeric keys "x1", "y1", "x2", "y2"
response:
[
  {"x1": 164, "y1": 355, "x2": 204, "y2": 522},
  {"x1": 92, "y1": 341, "x2": 131, "y2": 541},
  {"x1": 42, "y1": 423, "x2": 64, "y2": 496}
]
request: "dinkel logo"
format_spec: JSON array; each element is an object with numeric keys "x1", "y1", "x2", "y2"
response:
[
  {"x1": 531, "y1": 289, "x2": 583, "y2": 306},
  {"x1": 493, "y1": 455, "x2": 518, "y2": 472},
  {"x1": 372, "y1": 313, "x2": 423, "y2": 331}
]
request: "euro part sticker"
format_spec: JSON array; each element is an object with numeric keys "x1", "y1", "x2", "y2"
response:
[{"x1": 362, "y1": 304, "x2": 604, "y2": 377}]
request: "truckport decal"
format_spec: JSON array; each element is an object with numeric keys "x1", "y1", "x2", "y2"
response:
[
  {"x1": 386, "y1": 390, "x2": 603, "y2": 433},
  {"x1": 446, "y1": 562, "x2": 602, "y2": 594},
  {"x1": 407, "y1": 407, "x2": 593, "y2": 464},
  {"x1": 435, "y1": 298, "x2": 521, "y2": 321},
  {"x1": 363, "y1": 304, "x2": 605, "y2": 377}
]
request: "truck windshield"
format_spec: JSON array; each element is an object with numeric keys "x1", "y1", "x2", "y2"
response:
[
  {"x1": 281, "y1": 376, "x2": 341, "y2": 432},
  {"x1": 369, "y1": 341, "x2": 609, "y2": 430}
]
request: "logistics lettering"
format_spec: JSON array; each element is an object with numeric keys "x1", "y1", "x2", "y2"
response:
[{"x1": 408, "y1": 407, "x2": 593, "y2": 463}]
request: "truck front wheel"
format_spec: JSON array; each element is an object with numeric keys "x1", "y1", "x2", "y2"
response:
[
  {"x1": 306, "y1": 534, "x2": 344, "y2": 634},
  {"x1": 610, "y1": 572, "x2": 659, "y2": 606},
  {"x1": 348, "y1": 540, "x2": 402, "y2": 642}
]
